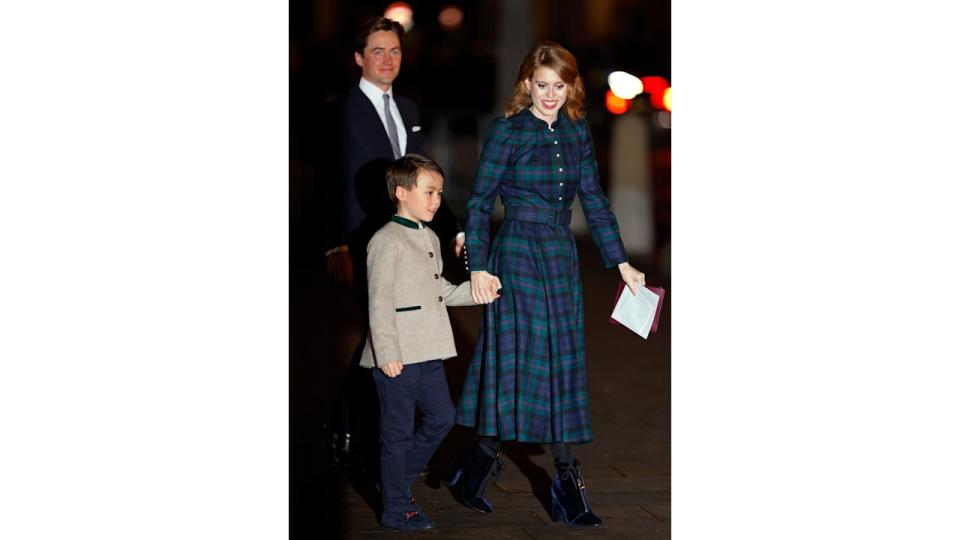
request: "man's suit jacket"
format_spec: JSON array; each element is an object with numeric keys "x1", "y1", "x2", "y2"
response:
[{"x1": 327, "y1": 85, "x2": 460, "y2": 252}]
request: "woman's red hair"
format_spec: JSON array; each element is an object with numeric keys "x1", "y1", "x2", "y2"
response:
[{"x1": 505, "y1": 41, "x2": 586, "y2": 121}]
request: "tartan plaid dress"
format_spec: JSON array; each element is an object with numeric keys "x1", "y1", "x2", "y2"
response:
[{"x1": 456, "y1": 108, "x2": 627, "y2": 443}]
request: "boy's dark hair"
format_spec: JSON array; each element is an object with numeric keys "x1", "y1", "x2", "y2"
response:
[
  {"x1": 386, "y1": 154, "x2": 444, "y2": 206},
  {"x1": 355, "y1": 17, "x2": 405, "y2": 55}
]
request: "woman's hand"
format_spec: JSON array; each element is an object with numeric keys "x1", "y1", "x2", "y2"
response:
[
  {"x1": 617, "y1": 262, "x2": 646, "y2": 296},
  {"x1": 471, "y1": 271, "x2": 501, "y2": 304}
]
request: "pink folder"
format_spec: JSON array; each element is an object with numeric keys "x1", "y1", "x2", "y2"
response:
[{"x1": 609, "y1": 281, "x2": 666, "y2": 333}]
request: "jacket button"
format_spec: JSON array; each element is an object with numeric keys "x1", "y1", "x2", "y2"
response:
[
  {"x1": 428, "y1": 252, "x2": 434, "y2": 258},
  {"x1": 434, "y1": 273, "x2": 439, "y2": 279},
  {"x1": 438, "y1": 296, "x2": 443, "y2": 302}
]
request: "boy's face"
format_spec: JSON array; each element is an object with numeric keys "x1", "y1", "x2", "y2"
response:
[{"x1": 396, "y1": 170, "x2": 443, "y2": 223}]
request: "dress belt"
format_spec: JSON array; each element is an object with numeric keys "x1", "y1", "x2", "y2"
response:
[{"x1": 503, "y1": 206, "x2": 572, "y2": 225}]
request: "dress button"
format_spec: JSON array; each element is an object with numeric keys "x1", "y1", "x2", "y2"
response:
[
  {"x1": 428, "y1": 252, "x2": 434, "y2": 258},
  {"x1": 434, "y1": 273, "x2": 439, "y2": 279},
  {"x1": 438, "y1": 296, "x2": 443, "y2": 302}
]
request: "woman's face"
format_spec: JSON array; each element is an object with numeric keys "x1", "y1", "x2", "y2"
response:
[{"x1": 525, "y1": 66, "x2": 568, "y2": 122}]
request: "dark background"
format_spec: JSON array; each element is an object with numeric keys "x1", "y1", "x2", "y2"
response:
[
  {"x1": 291, "y1": 0, "x2": 671, "y2": 260},
  {"x1": 290, "y1": 1, "x2": 671, "y2": 537}
]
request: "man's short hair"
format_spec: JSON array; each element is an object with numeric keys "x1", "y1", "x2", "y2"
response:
[
  {"x1": 386, "y1": 154, "x2": 444, "y2": 206},
  {"x1": 355, "y1": 17, "x2": 405, "y2": 55}
]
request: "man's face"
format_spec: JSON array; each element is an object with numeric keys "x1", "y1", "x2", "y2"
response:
[{"x1": 355, "y1": 30, "x2": 401, "y2": 91}]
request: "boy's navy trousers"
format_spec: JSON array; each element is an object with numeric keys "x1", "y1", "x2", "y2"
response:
[{"x1": 371, "y1": 359, "x2": 455, "y2": 515}]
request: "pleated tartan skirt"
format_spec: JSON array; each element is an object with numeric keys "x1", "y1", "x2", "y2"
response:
[{"x1": 456, "y1": 219, "x2": 593, "y2": 443}]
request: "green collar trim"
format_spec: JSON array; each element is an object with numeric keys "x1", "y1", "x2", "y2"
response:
[{"x1": 391, "y1": 215, "x2": 422, "y2": 229}]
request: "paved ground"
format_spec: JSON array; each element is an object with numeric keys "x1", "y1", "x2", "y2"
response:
[{"x1": 291, "y1": 234, "x2": 670, "y2": 539}]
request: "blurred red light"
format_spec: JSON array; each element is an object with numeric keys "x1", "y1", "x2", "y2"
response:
[
  {"x1": 641, "y1": 76, "x2": 669, "y2": 111},
  {"x1": 650, "y1": 93, "x2": 664, "y2": 110},
  {"x1": 640, "y1": 76, "x2": 668, "y2": 95}
]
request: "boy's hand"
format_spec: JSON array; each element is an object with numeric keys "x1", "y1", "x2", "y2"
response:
[
  {"x1": 380, "y1": 362, "x2": 403, "y2": 378},
  {"x1": 488, "y1": 274, "x2": 503, "y2": 301}
]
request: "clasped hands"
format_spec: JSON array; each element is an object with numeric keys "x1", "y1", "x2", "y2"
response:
[{"x1": 470, "y1": 270, "x2": 503, "y2": 305}]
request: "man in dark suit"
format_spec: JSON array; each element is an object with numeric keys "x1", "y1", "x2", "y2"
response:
[
  {"x1": 325, "y1": 17, "x2": 463, "y2": 282},
  {"x1": 322, "y1": 16, "x2": 465, "y2": 484}
]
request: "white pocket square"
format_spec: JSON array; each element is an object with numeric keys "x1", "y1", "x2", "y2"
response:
[{"x1": 411, "y1": 125, "x2": 421, "y2": 132}]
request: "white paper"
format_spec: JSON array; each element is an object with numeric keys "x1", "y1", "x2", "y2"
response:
[{"x1": 611, "y1": 285, "x2": 660, "y2": 339}]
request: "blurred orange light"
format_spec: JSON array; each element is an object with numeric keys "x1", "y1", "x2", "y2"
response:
[
  {"x1": 385, "y1": 2, "x2": 414, "y2": 31},
  {"x1": 386, "y1": 1, "x2": 412, "y2": 12},
  {"x1": 663, "y1": 87, "x2": 672, "y2": 112},
  {"x1": 605, "y1": 89, "x2": 631, "y2": 115},
  {"x1": 438, "y1": 5, "x2": 464, "y2": 29}
]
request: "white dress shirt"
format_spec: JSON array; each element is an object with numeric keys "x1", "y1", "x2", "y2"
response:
[
  {"x1": 358, "y1": 77, "x2": 407, "y2": 155},
  {"x1": 326, "y1": 78, "x2": 463, "y2": 257}
]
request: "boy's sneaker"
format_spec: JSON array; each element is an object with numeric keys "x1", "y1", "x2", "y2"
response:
[{"x1": 381, "y1": 510, "x2": 434, "y2": 531}]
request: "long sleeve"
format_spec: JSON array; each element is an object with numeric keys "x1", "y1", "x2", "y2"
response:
[
  {"x1": 441, "y1": 278, "x2": 476, "y2": 307},
  {"x1": 436, "y1": 233, "x2": 476, "y2": 306},
  {"x1": 465, "y1": 118, "x2": 512, "y2": 272},
  {"x1": 576, "y1": 120, "x2": 627, "y2": 268},
  {"x1": 341, "y1": 117, "x2": 374, "y2": 246},
  {"x1": 366, "y1": 234, "x2": 402, "y2": 366}
]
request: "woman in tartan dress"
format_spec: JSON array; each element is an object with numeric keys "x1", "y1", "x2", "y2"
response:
[{"x1": 446, "y1": 42, "x2": 647, "y2": 527}]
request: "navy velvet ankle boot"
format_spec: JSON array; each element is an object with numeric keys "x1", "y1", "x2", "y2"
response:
[
  {"x1": 550, "y1": 458, "x2": 602, "y2": 527},
  {"x1": 445, "y1": 441, "x2": 504, "y2": 513}
]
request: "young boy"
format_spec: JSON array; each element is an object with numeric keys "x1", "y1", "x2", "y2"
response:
[{"x1": 360, "y1": 154, "x2": 499, "y2": 531}]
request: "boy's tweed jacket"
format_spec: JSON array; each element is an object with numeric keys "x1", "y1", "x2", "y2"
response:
[{"x1": 361, "y1": 216, "x2": 475, "y2": 368}]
